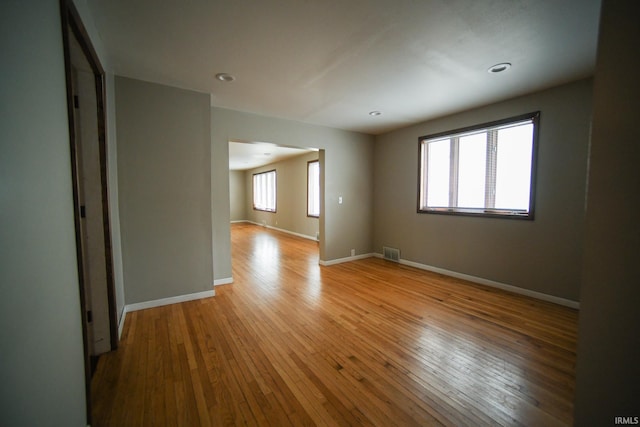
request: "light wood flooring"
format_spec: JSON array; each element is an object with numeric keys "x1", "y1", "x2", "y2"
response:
[{"x1": 91, "y1": 222, "x2": 578, "y2": 426}]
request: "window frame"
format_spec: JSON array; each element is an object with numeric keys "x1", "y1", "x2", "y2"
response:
[
  {"x1": 307, "y1": 160, "x2": 320, "y2": 218},
  {"x1": 417, "y1": 111, "x2": 540, "y2": 220},
  {"x1": 252, "y1": 169, "x2": 277, "y2": 213}
]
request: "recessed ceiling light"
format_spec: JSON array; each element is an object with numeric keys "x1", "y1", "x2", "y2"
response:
[
  {"x1": 488, "y1": 63, "x2": 512, "y2": 73},
  {"x1": 215, "y1": 72, "x2": 235, "y2": 82},
  {"x1": 369, "y1": 111, "x2": 382, "y2": 116}
]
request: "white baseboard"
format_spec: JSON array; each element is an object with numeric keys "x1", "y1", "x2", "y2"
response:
[
  {"x1": 372, "y1": 253, "x2": 579, "y2": 309},
  {"x1": 319, "y1": 253, "x2": 374, "y2": 266},
  {"x1": 119, "y1": 289, "x2": 216, "y2": 338},
  {"x1": 125, "y1": 289, "x2": 215, "y2": 313},
  {"x1": 214, "y1": 277, "x2": 233, "y2": 286},
  {"x1": 245, "y1": 220, "x2": 318, "y2": 242}
]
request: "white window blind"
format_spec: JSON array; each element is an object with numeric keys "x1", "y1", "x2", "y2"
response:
[
  {"x1": 307, "y1": 160, "x2": 320, "y2": 217},
  {"x1": 253, "y1": 170, "x2": 276, "y2": 212}
]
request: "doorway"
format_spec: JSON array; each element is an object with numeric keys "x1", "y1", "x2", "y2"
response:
[
  {"x1": 61, "y1": 0, "x2": 118, "y2": 421},
  {"x1": 228, "y1": 141, "x2": 322, "y2": 242}
]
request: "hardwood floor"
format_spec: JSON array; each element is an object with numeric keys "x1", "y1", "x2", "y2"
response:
[{"x1": 91, "y1": 223, "x2": 578, "y2": 426}]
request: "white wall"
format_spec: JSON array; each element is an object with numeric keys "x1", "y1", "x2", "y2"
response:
[
  {"x1": 574, "y1": 0, "x2": 640, "y2": 423},
  {"x1": 116, "y1": 77, "x2": 213, "y2": 304},
  {"x1": 0, "y1": 1, "x2": 87, "y2": 425},
  {"x1": 373, "y1": 79, "x2": 593, "y2": 302}
]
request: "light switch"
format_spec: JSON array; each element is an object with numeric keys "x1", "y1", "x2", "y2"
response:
[{"x1": 338, "y1": 196, "x2": 343, "y2": 204}]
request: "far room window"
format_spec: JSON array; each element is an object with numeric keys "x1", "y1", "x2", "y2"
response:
[
  {"x1": 253, "y1": 170, "x2": 276, "y2": 212},
  {"x1": 418, "y1": 112, "x2": 539, "y2": 219},
  {"x1": 307, "y1": 160, "x2": 320, "y2": 217}
]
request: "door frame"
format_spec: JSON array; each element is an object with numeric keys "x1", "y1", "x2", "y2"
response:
[{"x1": 60, "y1": 0, "x2": 118, "y2": 421}]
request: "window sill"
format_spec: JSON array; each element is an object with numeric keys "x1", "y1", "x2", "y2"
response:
[{"x1": 418, "y1": 207, "x2": 533, "y2": 220}]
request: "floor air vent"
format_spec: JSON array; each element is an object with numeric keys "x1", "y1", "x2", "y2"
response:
[{"x1": 382, "y1": 246, "x2": 400, "y2": 262}]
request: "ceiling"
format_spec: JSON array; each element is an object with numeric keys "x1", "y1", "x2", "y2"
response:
[
  {"x1": 229, "y1": 141, "x2": 315, "y2": 171},
  {"x1": 86, "y1": 0, "x2": 601, "y2": 136}
]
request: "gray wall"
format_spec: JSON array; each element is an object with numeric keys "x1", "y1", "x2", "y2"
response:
[
  {"x1": 373, "y1": 79, "x2": 593, "y2": 302},
  {"x1": 116, "y1": 77, "x2": 213, "y2": 304},
  {"x1": 574, "y1": 0, "x2": 640, "y2": 423},
  {"x1": 229, "y1": 169, "x2": 246, "y2": 221},
  {"x1": 244, "y1": 151, "x2": 320, "y2": 239},
  {"x1": 0, "y1": 1, "x2": 87, "y2": 425},
  {"x1": 212, "y1": 107, "x2": 374, "y2": 280}
]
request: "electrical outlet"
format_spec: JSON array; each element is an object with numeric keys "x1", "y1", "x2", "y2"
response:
[{"x1": 351, "y1": 249, "x2": 355, "y2": 257}]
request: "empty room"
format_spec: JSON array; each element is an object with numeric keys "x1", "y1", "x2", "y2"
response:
[{"x1": 2, "y1": 1, "x2": 639, "y2": 426}]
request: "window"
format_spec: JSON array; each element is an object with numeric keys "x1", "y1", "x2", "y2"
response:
[
  {"x1": 253, "y1": 170, "x2": 276, "y2": 212},
  {"x1": 307, "y1": 160, "x2": 320, "y2": 217},
  {"x1": 418, "y1": 112, "x2": 539, "y2": 219}
]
